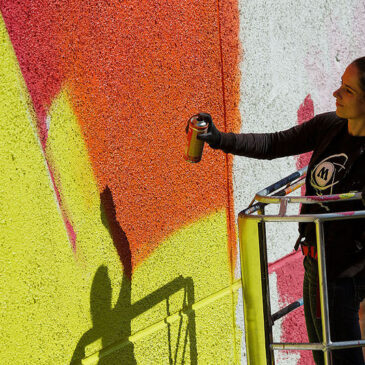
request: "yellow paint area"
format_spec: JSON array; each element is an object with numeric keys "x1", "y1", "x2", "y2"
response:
[
  {"x1": 130, "y1": 210, "x2": 241, "y2": 364},
  {"x1": 74, "y1": 211, "x2": 241, "y2": 364},
  {"x1": 0, "y1": 18, "x2": 125, "y2": 363},
  {"x1": 1, "y1": 13, "x2": 241, "y2": 364}
]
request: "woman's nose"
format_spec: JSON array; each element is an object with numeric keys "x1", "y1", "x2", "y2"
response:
[{"x1": 333, "y1": 88, "x2": 341, "y2": 98}]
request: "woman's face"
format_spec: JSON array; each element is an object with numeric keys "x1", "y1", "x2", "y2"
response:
[{"x1": 333, "y1": 63, "x2": 365, "y2": 120}]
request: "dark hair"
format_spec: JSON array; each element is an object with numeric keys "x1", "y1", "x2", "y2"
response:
[{"x1": 351, "y1": 57, "x2": 365, "y2": 93}]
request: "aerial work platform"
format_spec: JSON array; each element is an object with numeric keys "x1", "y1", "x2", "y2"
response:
[{"x1": 238, "y1": 167, "x2": 365, "y2": 365}]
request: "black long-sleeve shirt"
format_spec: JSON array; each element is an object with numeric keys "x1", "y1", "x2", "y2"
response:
[{"x1": 220, "y1": 112, "x2": 365, "y2": 279}]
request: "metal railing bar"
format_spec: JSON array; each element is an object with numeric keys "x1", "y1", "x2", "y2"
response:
[
  {"x1": 326, "y1": 340, "x2": 365, "y2": 350},
  {"x1": 256, "y1": 166, "x2": 307, "y2": 197},
  {"x1": 271, "y1": 342, "x2": 324, "y2": 351},
  {"x1": 271, "y1": 298, "x2": 303, "y2": 322},
  {"x1": 240, "y1": 202, "x2": 266, "y2": 216},
  {"x1": 239, "y1": 210, "x2": 365, "y2": 222},
  {"x1": 254, "y1": 166, "x2": 362, "y2": 205},
  {"x1": 240, "y1": 178, "x2": 305, "y2": 216},
  {"x1": 271, "y1": 340, "x2": 365, "y2": 352},
  {"x1": 256, "y1": 192, "x2": 362, "y2": 205},
  {"x1": 315, "y1": 220, "x2": 332, "y2": 364},
  {"x1": 257, "y1": 210, "x2": 275, "y2": 363}
]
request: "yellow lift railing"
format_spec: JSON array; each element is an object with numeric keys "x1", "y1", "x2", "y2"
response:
[{"x1": 238, "y1": 167, "x2": 365, "y2": 365}]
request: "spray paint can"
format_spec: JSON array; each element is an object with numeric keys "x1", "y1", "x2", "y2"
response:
[{"x1": 184, "y1": 115, "x2": 208, "y2": 163}]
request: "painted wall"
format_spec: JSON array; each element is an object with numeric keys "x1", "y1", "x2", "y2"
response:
[
  {"x1": 1, "y1": 0, "x2": 365, "y2": 364},
  {"x1": 0, "y1": 0, "x2": 241, "y2": 364}
]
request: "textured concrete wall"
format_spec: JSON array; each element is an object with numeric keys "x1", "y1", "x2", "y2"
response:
[
  {"x1": 0, "y1": 0, "x2": 241, "y2": 364},
  {"x1": 2, "y1": 0, "x2": 365, "y2": 364},
  {"x1": 235, "y1": 0, "x2": 365, "y2": 363}
]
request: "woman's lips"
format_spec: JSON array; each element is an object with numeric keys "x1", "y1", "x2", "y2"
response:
[{"x1": 336, "y1": 101, "x2": 343, "y2": 107}]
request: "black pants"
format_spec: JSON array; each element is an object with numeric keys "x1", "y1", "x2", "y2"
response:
[{"x1": 303, "y1": 257, "x2": 365, "y2": 364}]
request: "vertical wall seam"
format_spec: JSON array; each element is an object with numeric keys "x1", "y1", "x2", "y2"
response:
[{"x1": 215, "y1": 0, "x2": 239, "y2": 363}]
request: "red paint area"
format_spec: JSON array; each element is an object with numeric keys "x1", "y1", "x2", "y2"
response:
[
  {"x1": 1, "y1": 0, "x2": 241, "y2": 272},
  {"x1": 0, "y1": 1, "x2": 64, "y2": 146},
  {"x1": 270, "y1": 251, "x2": 314, "y2": 364},
  {"x1": 1, "y1": 1, "x2": 77, "y2": 248}
]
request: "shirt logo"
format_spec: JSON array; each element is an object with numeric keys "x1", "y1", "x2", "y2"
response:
[
  {"x1": 311, "y1": 154, "x2": 348, "y2": 193},
  {"x1": 314, "y1": 161, "x2": 334, "y2": 186}
]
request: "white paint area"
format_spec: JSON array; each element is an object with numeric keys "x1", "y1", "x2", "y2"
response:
[
  {"x1": 235, "y1": 288, "x2": 247, "y2": 364},
  {"x1": 234, "y1": 0, "x2": 365, "y2": 363},
  {"x1": 46, "y1": 114, "x2": 51, "y2": 131}
]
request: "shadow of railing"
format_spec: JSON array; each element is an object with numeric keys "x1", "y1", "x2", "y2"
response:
[{"x1": 70, "y1": 270, "x2": 196, "y2": 364}]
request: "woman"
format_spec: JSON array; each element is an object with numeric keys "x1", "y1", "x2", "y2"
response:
[{"x1": 196, "y1": 57, "x2": 365, "y2": 364}]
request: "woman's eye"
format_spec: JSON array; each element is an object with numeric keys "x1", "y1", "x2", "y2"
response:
[{"x1": 346, "y1": 89, "x2": 353, "y2": 94}]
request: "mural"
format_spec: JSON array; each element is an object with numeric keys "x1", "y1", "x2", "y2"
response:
[{"x1": 0, "y1": 0, "x2": 241, "y2": 363}]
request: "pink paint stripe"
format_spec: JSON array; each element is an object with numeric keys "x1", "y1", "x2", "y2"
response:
[
  {"x1": 65, "y1": 218, "x2": 77, "y2": 250},
  {"x1": 340, "y1": 211, "x2": 355, "y2": 216},
  {"x1": 46, "y1": 160, "x2": 77, "y2": 252},
  {"x1": 308, "y1": 194, "x2": 354, "y2": 202},
  {"x1": 38, "y1": 120, "x2": 49, "y2": 150},
  {"x1": 272, "y1": 250, "x2": 313, "y2": 364}
]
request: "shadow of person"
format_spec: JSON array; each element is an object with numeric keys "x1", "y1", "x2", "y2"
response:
[
  {"x1": 99, "y1": 185, "x2": 132, "y2": 279},
  {"x1": 70, "y1": 265, "x2": 136, "y2": 365},
  {"x1": 70, "y1": 185, "x2": 136, "y2": 364},
  {"x1": 71, "y1": 185, "x2": 197, "y2": 364}
]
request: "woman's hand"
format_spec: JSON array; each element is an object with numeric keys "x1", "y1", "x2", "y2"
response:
[
  {"x1": 185, "y1": 113, "x2": 222, "y2": 149},
  {"x1": 195, "y1": 113, "x2": 222, "y2": 149}
]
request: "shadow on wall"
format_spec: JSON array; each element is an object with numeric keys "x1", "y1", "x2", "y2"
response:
[{"x1": 70, "y1": 186, "x2": 197, "y2": 364}]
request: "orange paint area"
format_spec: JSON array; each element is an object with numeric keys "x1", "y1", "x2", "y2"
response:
[{"x1": 1, "y1": 0, "x2": 241, "y2": 272}]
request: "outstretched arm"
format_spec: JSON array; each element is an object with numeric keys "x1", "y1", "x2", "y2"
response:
[{"x1": 195, "y1": 112, "x2": 324, "y2": 160}]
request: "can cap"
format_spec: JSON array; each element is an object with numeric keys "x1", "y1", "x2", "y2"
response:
[
  {"x1": 190, "y1": 116, "x2": 208, "y2": 129},
  {"x1": 196, "y1": 120, "x2": 208, "y2": 127}
]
